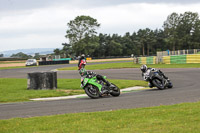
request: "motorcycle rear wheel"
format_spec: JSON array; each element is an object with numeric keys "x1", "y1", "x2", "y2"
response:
[
  {"x1": 110, "y1": 83, "x2": 120, "y2": 97},
  {"x1": 84, "y1": 84, "x2": 100, "y2": 99},
  {"x1": 152, "y1": 78, "x2": 165, "y2": 90}
]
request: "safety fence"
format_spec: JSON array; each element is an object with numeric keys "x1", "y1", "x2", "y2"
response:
[
  {"x1": 138, "y1": 56, "x2": 156, "y2": 64},
  {"x1": 163, "y1": 54, "x2": 200, "y2": 64},
  {"x1": 38, "y1": 60, "x2": 69, "y2": 65},
  {"x1": 53, "y1": 58, "x2": 71, "y2": 61}
]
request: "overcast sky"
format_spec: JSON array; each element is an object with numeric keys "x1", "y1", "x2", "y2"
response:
[{"x1": 1, "y1": 0, "x2": 200, "y2": 52}]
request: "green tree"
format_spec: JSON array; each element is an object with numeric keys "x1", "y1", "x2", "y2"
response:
[
  {"x1": 178, "y1": 12, "x2": 200, "y2": 49},
  {"x1": 53, "y1": 48, "x2": 61, "y2": 55},
  {"x1": 191, "y1": 20, "x2": 200, "y2": 48},
  {"x1": 34, "y1": 53, "x2": 40, "y2": 60},
  {"x1": 94, "y1": 33, "x2": 107, "y2": 57},
  {"x1": 65, "y1": 15, "x2": 100, "y2": 56},
  {"x1": 121, "y1": 32, "x2": 134, "y2": 56},
  {"x1": 163, "y1": 12, "x2": 179, "y2": 51},
  {"x1": 163, "y1": 12, "x2": 200, "y2": 50},
  {"x1": 11, "y1": 52, "x2": 32, "y2": 59},
  {"x1": 137, "y1": 28, "x2": 153, "y2": 56},
  {"x1": 62, "y1": 43, "x2": 73, "y2": 57},
  {"x1": 107, "y1": 40, "x2": 122, "y2": 56},
  {"x1": 154, "y1": 29, "x2": 167, "y2": 52}
]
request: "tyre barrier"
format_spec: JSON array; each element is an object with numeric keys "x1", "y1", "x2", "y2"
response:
[
  {"x1": 163, "y1": 54, "x2": 200, "y2": 64},
  {"x1": 138, "y1": 56, "x2": 156, "y2": 64}
]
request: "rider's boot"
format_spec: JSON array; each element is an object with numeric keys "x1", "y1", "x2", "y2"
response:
[
  {"x1": 159, "y1": 70, "x2": 168, "y2": 79},
  {"x1": 105, "y1": 81, "x2": 115, "y2": 88},
  {"x1": 104, "y1": 80, "x2": 115, "y2": 87},
  {"x1": 100, "y1": 86, "x2": 109, "y2": 94},
  {"x1": 80, "y1": 81, "x2": 84, "y2": 88},
  {"x1": 102, "y1": 78, "x2": 112, "y2": 87},
  {"x1": 148, "y1": 82, "x2": 153, "y2": 88},
  {"x1": 163, "y1": 75, "x2": 168, "y2": 79}
]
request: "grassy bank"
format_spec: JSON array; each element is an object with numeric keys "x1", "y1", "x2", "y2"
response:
[
  {"x1": 58, "y1": 62, "x2": 200, "y2": 70},
  {"x1": 0, "y1": 102, "x2": 199, "y2": 132},
  {"x1": 0, "y1": 78, "x2": 147, "y2": 103}
]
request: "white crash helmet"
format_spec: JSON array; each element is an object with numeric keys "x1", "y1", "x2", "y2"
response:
[
  {"x1": 140, "y1": 64, "x2": 147, "y2": 72},
  {"x1": 81, "y1": 54, "x2": 85, "y2": 58}
]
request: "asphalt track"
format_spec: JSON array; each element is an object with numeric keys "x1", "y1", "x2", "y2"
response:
[{"x1": 0, "y1": 62, "x2": 200, "y2": 119}]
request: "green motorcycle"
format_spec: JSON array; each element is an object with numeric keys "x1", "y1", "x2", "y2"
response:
[{"x1": 81, "y1": 73, "x2": 120, "y2": 99}]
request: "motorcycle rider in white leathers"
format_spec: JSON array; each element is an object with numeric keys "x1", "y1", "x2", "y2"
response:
[{"x1": 140, "y1": 64, "x2": 168, "y2": 88}]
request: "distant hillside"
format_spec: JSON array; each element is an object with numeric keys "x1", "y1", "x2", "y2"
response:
[{"x1": 0, "y1": 48, "x2": 57, "y2": 57}]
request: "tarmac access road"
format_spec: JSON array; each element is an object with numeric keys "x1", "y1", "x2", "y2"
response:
[{"x1": 0, "y1": 63, "x2": 200, "y2": 119}]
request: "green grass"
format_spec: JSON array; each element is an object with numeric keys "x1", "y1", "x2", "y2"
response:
[
  {"x1": 0, "y1": 78, "x2": 147, "y2": 103},
  {"x1": 1, "y1": 61, "x2": 200, "y2": 70},
  {"x1": 69, "y1": 59, "x2": 132, "y2": 64},
  {"x1": 0, "y1": 102, "x2": 200, "y2": 133},
  {"x1": 58, "y1": 62, "x2": 200, "y2": 70},
  {"x1": 0, "y1": 62, "x2": 25, "y2": 64},
  {"x1": 0, "y1": 66, "x2": 28, "y2": 70}
]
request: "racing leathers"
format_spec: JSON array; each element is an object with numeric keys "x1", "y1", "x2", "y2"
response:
[
  {"x1": 142, "y1": 68, "x2": 168, "y2": 88},
  {"x1": 79, "y1": 68, "x2": 111, "y2": 88}
]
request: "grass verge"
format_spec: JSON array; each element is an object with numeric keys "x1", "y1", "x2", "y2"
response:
[
  {"x1": 0, "y1": 66, "x2": 28, "y2": 70},
  {"x1": 58, "y1": 62, "x2": 200, "y2": 70},
  {"x1": 0, "y1": 78, "x2": 147, "y2": 103},
  {"x1": 0, "y1": 102, "x2": 200, "y2": 132},
  {"x1": 0, "y1": 62, "x2": 25, "y2": 64}
]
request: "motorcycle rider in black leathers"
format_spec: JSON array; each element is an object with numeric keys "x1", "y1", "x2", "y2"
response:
[{"x1": 140, "y1": 64, "x2": 169, "y2": 88}]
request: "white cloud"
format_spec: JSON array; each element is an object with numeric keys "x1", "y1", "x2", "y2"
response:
[
  {"x1": 1, "y1": 2, "x2": 200, "y2": 52},
  {"x1": 92, "y1": 3, "x2": 200, "y2": 34}
]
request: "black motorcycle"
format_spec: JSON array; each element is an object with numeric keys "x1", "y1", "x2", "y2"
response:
[{"x1": 144, "y1": 70, "x2": 173, "y2": 90}]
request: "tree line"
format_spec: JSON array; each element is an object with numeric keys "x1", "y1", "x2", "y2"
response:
[
  {"x1": 56, "y1": 11, "x2": 200, "y2": 58},
  {"x1": 10, "y1": 52, "x2": 40, "y2": 60}
]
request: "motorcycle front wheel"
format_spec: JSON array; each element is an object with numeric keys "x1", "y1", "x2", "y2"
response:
[
  {"x1": 152, "y1": 78, "x2": 165, "y2": 90},
  {"x1": 110, "y1": 83, "x2": 120, "y2": 97},
  {"x1": 84, "y1": 84, "x2": 100, "y2": 99},
  {"x1": 167, "y1": 81, "x2": 173, "y2": 88}
]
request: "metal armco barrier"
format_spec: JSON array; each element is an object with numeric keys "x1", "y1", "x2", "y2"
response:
[
  {"x1": 39, "y1": 60, "x2": 69, "y2": 65},
  {"x1": 163, "y1": 54, "x2": 200, "y2": 64}
]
